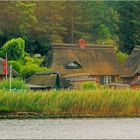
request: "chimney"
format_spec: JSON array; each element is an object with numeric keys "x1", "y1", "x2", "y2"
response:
[{"x1": 79, "y1": 38, "x2": 85, "y2": 49}]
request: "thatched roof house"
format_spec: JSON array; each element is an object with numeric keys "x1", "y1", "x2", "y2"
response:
[
  {"x1": 121, "y1": 46, "x2": 140, "y2": 84},
  {"x1": 27, "y1": 72, "x2": 72, "y2": 90},
  {"x1": 45, "y1": 44, "x2": 121, "y2": 87}
]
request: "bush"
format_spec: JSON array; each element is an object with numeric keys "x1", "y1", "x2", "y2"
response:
[
  {"x1": 8, "y1": 61, "x2": 22, "y2": 74},
  {"x1": 116, "y1": 50, "x2": 128, "y2": 63},
  {"x1": 24, "y1": 55, "x2": 44, "y2": 66},
  {"x1": 81, "y1": 81, "x2": 97, "y2": 90},
  {"x1": 22, "y1": 64, "x2": 51, "y2": 79},
  {"x1": 0, "y1": 78, "x2": 29, "y2": 91},
  {"x1": 1, "y1": 38, "x2": 25, "y2": 60}
]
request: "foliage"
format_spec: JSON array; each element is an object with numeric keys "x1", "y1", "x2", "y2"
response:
[
  {"x1": 116, "y1": 50, "x2": 128, "y2": 63},
  {"x1": 94, "y1": 24, "x2": 111, "y2": 40},
  {"x1": 22, "y1": 64, "x2": 50, "y2": 79},
  {"x1": 15, "y1": 1, "x2": 37, "y2": 37},
  {"x1": 117, "y1": 1, "x2": 140, "y2": 53},
  {"x1": 1, "y1": 38, "x2": 25, "y2": 60},
  {"x1": 81, "y1": 81, "x2": 97, "y2": 90},
  {"x1": 0, "y1": 78, "x2": 29, "y2": 91},
  {"x1": 8, "y1": 61, "x2": 22, "y2": 74},
  {"x1": 0, "y1": 89, "x2": 140, "y2": 117},
  {"x1": 0, "y1": 1, "x2": 139, "y2": 54},
  {"x1": 25, "y1": 32, "x2": 51, "y2": 55},
  {"x1": 21, "y1": 54, "x2": 50, "y2": 78},
  {"x1": 24, "y1": 55, "x2": 44, "y2": 66}
]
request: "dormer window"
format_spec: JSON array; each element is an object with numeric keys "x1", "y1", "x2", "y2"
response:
[{"x1": 65, "y1": 61, "x2": 82, "y2": 69}]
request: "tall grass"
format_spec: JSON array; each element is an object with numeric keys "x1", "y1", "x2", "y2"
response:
[
  {"x1": 0, "y1": 78, "x2": 29, "y2": 91},
  {"x1": 0, "y1": 89, "x2": 140, "y2": 117}
]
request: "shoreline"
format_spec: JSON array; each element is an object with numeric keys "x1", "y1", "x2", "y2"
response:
[{"x1": 0, "y1": 112, "x2": 140, "y2": 119}]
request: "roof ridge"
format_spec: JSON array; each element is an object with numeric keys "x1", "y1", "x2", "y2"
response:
[
  {"x1": 134, "y1": 46, "x2": 140, "y2": 51},
  {"x1": 52, "y1": 43, "x2": 113, "y2": 48}
]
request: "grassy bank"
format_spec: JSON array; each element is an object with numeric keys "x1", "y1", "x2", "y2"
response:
[{"x1": 0, "y1": 89, "x2": 140, "y2": 118}]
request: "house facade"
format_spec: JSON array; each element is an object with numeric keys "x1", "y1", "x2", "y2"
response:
[
  {"x1": 45, "y1": 44, "x2": 121, "y2": 88},
  {"x1": 121, "y1": 46, "x2": 140, "y2": 89}
]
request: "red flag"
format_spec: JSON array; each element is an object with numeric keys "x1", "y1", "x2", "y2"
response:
[{"x1": 3, "y1": 59, "x2": 8, "y2": 75}]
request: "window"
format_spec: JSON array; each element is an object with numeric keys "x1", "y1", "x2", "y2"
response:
[
  {"x1": 104, "y1": 76, "x2": 111, "y2": 85},
  {"x1": 65, "y1": 61, "x2": 82, "y2": 69}
]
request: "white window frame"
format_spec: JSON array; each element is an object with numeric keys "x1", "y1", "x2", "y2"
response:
[{"x1": 104, "y1": 76, "x2": 111, "y2": 85}]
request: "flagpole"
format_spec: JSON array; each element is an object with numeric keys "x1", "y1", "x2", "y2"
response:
[{"x1": 10, "y1": 65, "x2": 12, "y2": 91}]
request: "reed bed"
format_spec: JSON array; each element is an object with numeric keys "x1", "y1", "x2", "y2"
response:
[{"x1": 0, "y1": 89, "x2": 140, "y2": 117}]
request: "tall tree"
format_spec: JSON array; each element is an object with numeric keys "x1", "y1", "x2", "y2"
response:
[
  {"x1": 35, "y1": 1, "x2": 66, "y2": 43},
  {"x1": 117, "y1": 1, "x2": 140, "y2": 53}
]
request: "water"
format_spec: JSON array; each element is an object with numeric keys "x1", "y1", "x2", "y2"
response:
[{"x1": 0, "y1": 118, "x2": 140, "y2": 139}]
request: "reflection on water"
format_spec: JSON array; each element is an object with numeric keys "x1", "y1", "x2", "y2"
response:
[{"x1": 0, "y1": 118, "x2": 140, "y2": 139}]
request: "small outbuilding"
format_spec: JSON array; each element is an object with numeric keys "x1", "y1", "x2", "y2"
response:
[{"x1": 27, "y1": 72, "x2": 73, "y2": 90}]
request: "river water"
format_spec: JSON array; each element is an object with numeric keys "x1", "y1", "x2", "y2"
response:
[{"x1": 0, "y1": 118, "x2": 140, "y2": 139}]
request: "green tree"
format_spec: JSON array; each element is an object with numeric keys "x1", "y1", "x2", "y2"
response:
[
  {"x1": 95, "y1": 24, "x2": 111, "y2": 40},
  {"x1": 63, "y1": 1, "x2": 85, "y2": 43},
  {"x1": 35, "y1": 1, "x2": 67, "y2": 43},
  {"x1": 25, "y1": 31, "x2": 51, "y2": 55},
  {"x1": 117, "y1": 1, "x2": 140, "y2": 53},
  {"x1": 2, "y1": 38, "x2": 25, "y2": 60},
  {"x1": 8, "y1": 61, "x2": 22, "y2": 74},
  {"x1": 15, "y1": 2, "x2": 37, "y2": 38},
  {"x1": 80, "y1": 1, "x2": 119, "y2": 43}
]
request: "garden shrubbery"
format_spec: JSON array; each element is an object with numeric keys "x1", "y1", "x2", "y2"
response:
[
  {"x1": 0, "y1": 78, "x2": 29, "y2": 91},
  {"x1": 0, "y1": 37, "x2": 51, "y2": 79},
  {"x1": 81, "y1": 81, "x2": 97, "y2": 90},
  {"x1": 8, "y1": 61, "x2": 22, "y2": 74}
]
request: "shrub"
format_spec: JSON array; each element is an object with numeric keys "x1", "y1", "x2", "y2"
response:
[
  {"x1": 8, "y1": 61, "x2": 22, "y2": 74},
  {"x1": 81, "y1": 81, "x2": 97, "y2": 90},
  {"x1": 2, "y1": 38, "x2": 25, "y2": 60},
  {"x1": 116, "y1": 50, "x2": 128, "y2": 63},
  {"x1": 24, "y1": 55, "x2": 44, "y2": 66},
  {"x1": 0, "y1": 78, "x2": 29, "y2": 91},
  {"x1": 22, "y1": 64, "x2": 51, "y2": 79}
]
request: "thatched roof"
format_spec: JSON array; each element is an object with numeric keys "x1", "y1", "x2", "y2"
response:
[
  {"x1": 122, "y1": 46, "x2": 140, "y2": 77},
  {"x1": 47, "y1": 44, "x2": 121, "y2": 76},
  {"x1": 27, "y1": 72, "x2": 72, "y2": 88},
  {"x1": 0, "y1": 57, "x2": 19, "y2": 76}
]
